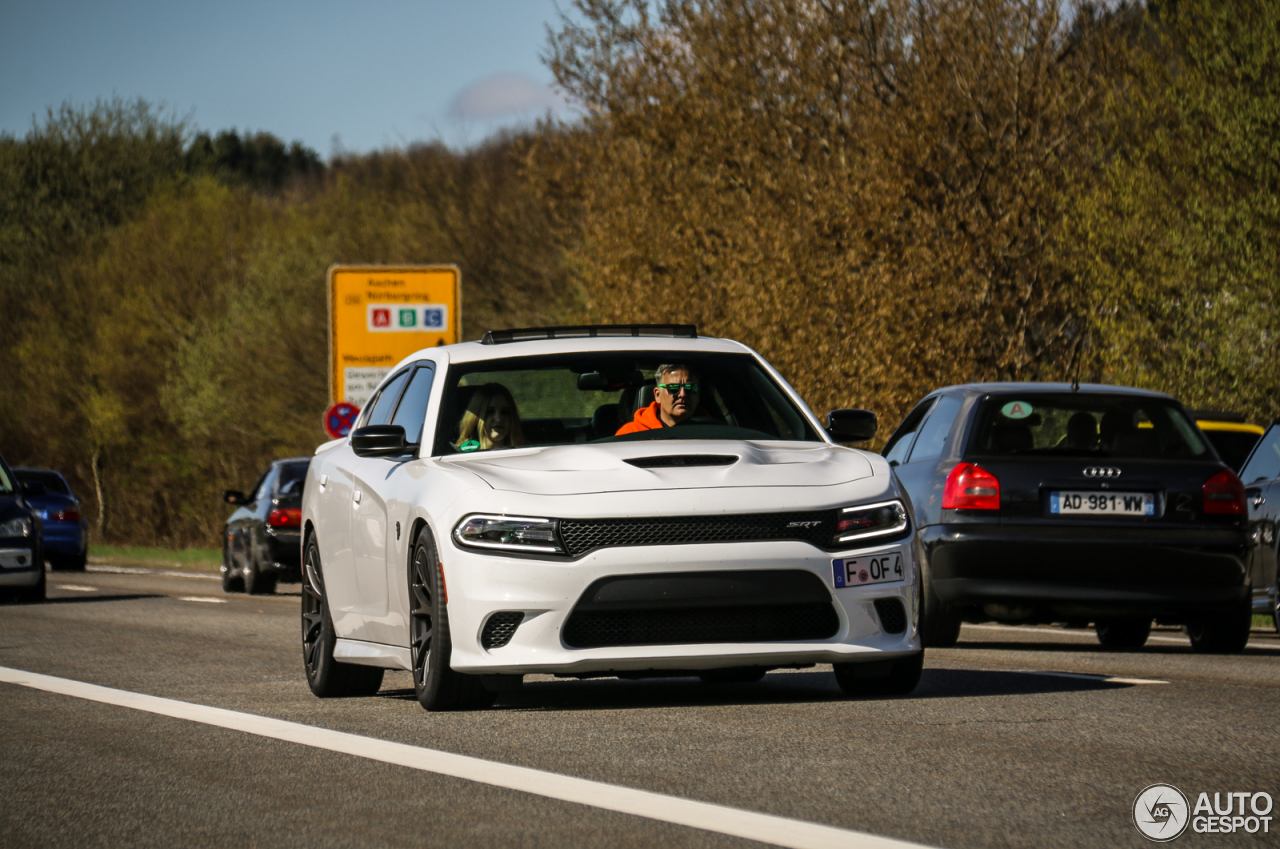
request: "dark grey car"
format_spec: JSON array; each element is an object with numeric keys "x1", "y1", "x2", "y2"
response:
[
  {"x1": 883, "y1": 383, "x2": 1252, "y2": 653},
  {"x1": 1238, "y1": 419, "x2": 1280, "y2": 630},
  {"x1": 222, "y1": 457, "x2": 309, "y2": 594}
]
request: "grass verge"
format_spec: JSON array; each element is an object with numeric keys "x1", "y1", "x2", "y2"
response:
[
  {"x1": 1253, "y1": 613, "x2": 1275, "y2": 631},
  {"x1": 89, "y1": 545, "x2": 221, "y2": 572}
]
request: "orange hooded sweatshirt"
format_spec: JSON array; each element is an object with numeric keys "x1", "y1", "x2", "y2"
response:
[{"x1": 616, "y1": 400, "x2": 667, "y2": 435}]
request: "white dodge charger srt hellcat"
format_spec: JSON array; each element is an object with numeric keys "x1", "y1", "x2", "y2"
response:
[{"x1": 301, "y1": 325, "x2": 922, "y2": 710}]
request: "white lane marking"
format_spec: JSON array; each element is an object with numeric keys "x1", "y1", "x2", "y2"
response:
[
  {"x1": 177, "y1": 596, "x2": 227, "y2": 604},
  {"x1": 1012, "y1": 669, "x2": 1168, "y2": 686},
  {"x1": 55, "y1": 585, "x2": 98, "y2": 592},
  {"x1": 964, "y1": 623, "x2": 1192, "y2": 645},
  {"x1": 0, "y1": 666, "x2": 929, "y2": 849},
  {"x1": 88, "y1": 565, "x2": 219, "y2": 580}
]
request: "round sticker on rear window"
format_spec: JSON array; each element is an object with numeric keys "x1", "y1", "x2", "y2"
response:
[{"x1": 1001, "y1": 401, "x2": 1033, "y2": 419}]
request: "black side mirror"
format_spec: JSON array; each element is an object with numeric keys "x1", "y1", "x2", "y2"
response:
[
  {"x1": 351, "y1": 424, "x2": 409, "y2": 458},
  {"x1": 223, "y1": 489, "x2": 247, "y2": 506},
  {"x1": 827, "y1": 409, "x2": 878, "y2": 442},
  {"x1": 22, "y1": 481, "x2": 47, "y2": 497}
]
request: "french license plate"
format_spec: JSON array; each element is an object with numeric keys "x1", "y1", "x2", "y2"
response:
[
  {"x1": 1049, "y1": 491, "x2": 1155, "y2": 516},
  {"x1": 833, "y1": 552, "x2": 903, "y2": 588}
]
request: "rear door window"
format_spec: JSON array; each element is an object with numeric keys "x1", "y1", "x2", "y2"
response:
[
  {"x1": 882, "y1": 399, "x2": 935, "y2": 466},
  {"x1": 907, "y1": 395, "x2": 964, "y2": 463},
  {"x1": 968, "y1": 394, "x2": 1209, "y2": 459},
  {"x1": 390, "y1": 365, "x2": 435, "y2": 445}
]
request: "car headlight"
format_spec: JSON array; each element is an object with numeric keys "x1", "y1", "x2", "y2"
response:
[
  {"x1": 453, "y1": 514, "x2": 563, "y2": 554},
  {"x1": 0, "y1": 517, "x2": 32, "y2": 538},
  {"x1": 832, "y1": 500, "x2": 908, "y2": 545}
]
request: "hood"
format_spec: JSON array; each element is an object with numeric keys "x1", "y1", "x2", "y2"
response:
[{"x1": 443, "y1": 440, "x2": 875, "y2": 495}]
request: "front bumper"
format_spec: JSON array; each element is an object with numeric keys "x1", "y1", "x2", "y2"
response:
[
  {"x1": 923, "y1": 522, "x2": 1250, "y2": 618},
  {"x1": 443, "y1": 538, "x2": 920, "y2": 675},
  {"x1": 0, "y1": 546, "x2": 43, "y2": 587}
]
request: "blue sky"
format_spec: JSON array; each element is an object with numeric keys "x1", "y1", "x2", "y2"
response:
[{"x1": 0, "y1": 0, "x2": 579, "y2": 156}]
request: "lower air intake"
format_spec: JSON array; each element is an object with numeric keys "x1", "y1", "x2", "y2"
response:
[
  {"x1": 480, "y1": 612, "x2": 524, "y2": 649},
  {"x1": 562, "y1": 570, "x2": 840, "y2": 648},
  {"x1": 873, "y1": 598, "x2": 908, "y2": 634}
]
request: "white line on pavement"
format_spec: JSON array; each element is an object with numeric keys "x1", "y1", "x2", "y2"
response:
[
  {"x1": 0, "y1": 666, "x2": 930, "y2": 849},
  {"x1": 177, "y1": 596, "x2": 227, "y2": 604},
  {"x1": 54, "y1": 585, "x2": 98, "y2": 592},
  {"x1": 964, "y1": 623, "x2": 1193, "y2": 645},
  {"x1": 1014, "y1": 669, "x2": 1168, "y2": 685}
]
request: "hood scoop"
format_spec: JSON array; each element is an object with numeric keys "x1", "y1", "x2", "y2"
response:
[{"x1": 624, "y1": 454, "x2": 739, "y2": 469}]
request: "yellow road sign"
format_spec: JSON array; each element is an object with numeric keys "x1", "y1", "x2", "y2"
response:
[{"x1": 329, "y1": 265, "x2": 460, "y2": 407}]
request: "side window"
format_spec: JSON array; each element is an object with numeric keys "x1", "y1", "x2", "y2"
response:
[
  {"x1": 248, "y1": 469, "x2": 272, "y2": 504},
  {"x1": 1240, "y1": 426, "x2": 1280, "y2": 485},
  {"x1": 907, "y1": 395, "x2": 964, "y2": 464},
  {"x1": 390, "y1": 365, "x2": 435, "y2": 445},
  {"x1": 363, "y1": 369, "x2": 413, "y2": 427},
  {"x1": 882, "y1": 399, "x2": 936, "y2": 466}
]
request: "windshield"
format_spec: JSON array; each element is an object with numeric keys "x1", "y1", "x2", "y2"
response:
[
  {"x1": 0, "y1": 463, "x2": 13, "y2": 495},
  {"x1": 969, "y1": 393, "x2": 1209, "y2": 460},
  {"x1": 432, "y1": 352, "x2": 821, "y2": 455}
]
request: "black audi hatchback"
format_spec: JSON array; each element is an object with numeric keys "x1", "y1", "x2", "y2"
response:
[{"x1": 884, "y1": 383, "x2": 1251, "y2": 652}]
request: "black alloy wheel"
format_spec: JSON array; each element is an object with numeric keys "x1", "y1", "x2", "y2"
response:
[
  {"x1": 301, "y1": 535, "x2": 384, "y2": 697},
  {"x1": 1094, "y1": 617, "x2": 1152, "y2": 649},
  {"x1": 833, "y1": 651, "x2": 924, "y2": 697},
  {"x1": 409, "y1": 530, "x2": 494, "y2": 712},
  {"x1": 220, "y1": 540, "x2": 244, "y2": 593},
  {"x1": 1186, "y1": 602, "x2": 1252, "y2": 655}
]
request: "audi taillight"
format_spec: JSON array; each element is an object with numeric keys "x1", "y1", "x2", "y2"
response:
[
  {"x1": 49, "y1": 507, "x2": 80, "y2": 522},
  {"x1": 1203, "y1": 469, "x2": 1245, "y2": 515},
  {"x1": 268, "y1": 508, "x2": 302, "y2": 528},
  {"x1": 942, "y1": 463, "x2": 1000, "y2": 510}
]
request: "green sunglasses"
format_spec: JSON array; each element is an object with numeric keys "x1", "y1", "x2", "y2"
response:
[{"x1": 656, "y1": 382, "x2": 700, "y2": 394}]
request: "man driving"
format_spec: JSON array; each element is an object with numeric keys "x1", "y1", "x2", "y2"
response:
[{"x1": 616, "y1": 364, "x2": 700, "y2": 434}]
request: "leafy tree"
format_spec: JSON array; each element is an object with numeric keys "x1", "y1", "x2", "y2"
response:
[
  {"x1": 539, "y1": 0, "x2": 1135, "y2": 425},
  {"x1": 1075, "y1": 0, "x2": 1280, "y2": 421}
]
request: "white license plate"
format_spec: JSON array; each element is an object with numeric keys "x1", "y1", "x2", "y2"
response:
[
  {"x1": 1049, "y1": 491, "x2": 1155, "y2": 516},
  {"x1": 833, "y1": 552, "x2": 903, "y2": 588}
]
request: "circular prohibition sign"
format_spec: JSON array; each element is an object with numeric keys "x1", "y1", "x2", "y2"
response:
[{"x1": 323, "y1": 401, "x2": 361, "y2": 440}]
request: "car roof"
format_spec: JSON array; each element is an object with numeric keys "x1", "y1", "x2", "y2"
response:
[
  {"x1": 403, "y1": 333, "x2": 755, "y2": 368},
  {"x1": 13, "y1": 467, "x2": 66, "y2": 477},
  {"x1": 925, "y1": 382, "x2": 1176, "y2": 401}
]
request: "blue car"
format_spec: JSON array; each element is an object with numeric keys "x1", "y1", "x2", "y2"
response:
[{"x1": 14, "y1": 468, "x2": 88, "y2": 572}]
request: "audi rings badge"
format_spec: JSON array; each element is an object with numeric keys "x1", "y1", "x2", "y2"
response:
[{"x1": 1083, "y1": 466, "x2": 1122, "y2": 478}]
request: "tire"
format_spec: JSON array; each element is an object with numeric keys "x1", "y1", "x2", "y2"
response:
[
  {"x1": 1273, "y1": 596, "x2": 1279, "y2": 635},
  {"x1": 1186, "y1": 603, "x2": 1252, "y2": 655},
  {"x1": 221, "y1": 540, "x2": 244, "y2": 593},
  {"x1": 244, "y1": 550, "x2": 277, "y2": 595},
  {"x1": 698, "y1": 667, "x2": 768, "y2": 684},
  {"x1": 409, "y1": 530, "x2": 494, "y2": 712},
  {"x1": 834, "y1": 651, "x2": 924, "y2": 697},
  {"x1": 301, "y1": 535, "x2": 384, "y2": 697},
  {"x1": 918, "y1": 559, "x2": 961, "y2": 648},
  {"x1": 1094, "y1": 617, "x2": 1151, "y2": 649}
]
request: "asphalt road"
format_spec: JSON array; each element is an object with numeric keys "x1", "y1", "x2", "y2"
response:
[{"x1": 2, "y1": 565, "x2": 1278, "y2": 849}]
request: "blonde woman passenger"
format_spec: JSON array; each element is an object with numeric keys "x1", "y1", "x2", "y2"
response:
[{"x1": 456, "y1": 383, "x2": 525, "y2": 451}]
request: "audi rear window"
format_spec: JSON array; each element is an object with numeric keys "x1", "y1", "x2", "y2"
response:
[{"x1": 968, "y1": 394, "x2": 1209, "y2": 460}]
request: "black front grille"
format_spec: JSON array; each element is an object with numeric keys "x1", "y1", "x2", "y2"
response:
[
  {"x1": 559, "y1": 510, "x2": 836, "y2": 557},
  {"x1": 562, "y1": 570, "x2": 840, "y2": 648},
  {"x1": 563, "y1": 603, "x2": 840, "y2": 648},
  {"x1": 873, "y1": 598, "x2": 908, "y2": 634},
  {"x1": 480, "y1": 612, "x2": 524, "y2": 649}
]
